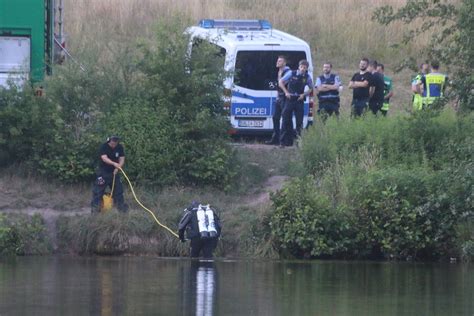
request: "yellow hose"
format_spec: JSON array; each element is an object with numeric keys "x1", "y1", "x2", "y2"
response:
[{"x1": 117, "y1": 167, "x2": 179, "y2": 239}]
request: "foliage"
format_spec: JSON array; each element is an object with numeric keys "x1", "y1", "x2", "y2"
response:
[
  {"x1": 272, "y1": 110, "x2": 473, "y2": 260},
  {"x1": 0, "y1": 213, "x2": 52, "y2": 256},
  {"x1": 0, "y1": 214, "x2": 21, "y2": 256},
  {"x1": 0, "y1": 86, "x2": 58, "y2": 168},
  {"x1": 373, "y1": 0, "x2": 474, "y2": 111},
  {"x1": 270, "y1": 177, "x2": 354, "y2": 258},
  {"x1": 0, "y1": 15, "x2": 236, "y2": 188}
]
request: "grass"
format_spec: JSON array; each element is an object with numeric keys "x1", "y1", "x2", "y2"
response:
[
  {"x1": 61, "y1": 0, "x2": 428, "y2": 114},
  {"x1": 64, "y1": 0, "x2": 436, "y2": 67}
]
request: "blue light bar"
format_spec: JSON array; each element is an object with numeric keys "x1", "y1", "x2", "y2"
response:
[
  {"x1": 259, "y1": 20, "x2": 272, "y2": 30},
  {"x1": 198, "y1": 19, "x2": 272, "y2": 30},
  {"x1": 199, "y1": 19, "x2": 215, "y2": 28}
]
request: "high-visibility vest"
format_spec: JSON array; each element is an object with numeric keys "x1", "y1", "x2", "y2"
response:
[
  {"x1": 423, "y1": 73, "x2": 447, "y2": 105},
  {"x1": 412, "y1": 74, "x2": 423, "y2": 111}
]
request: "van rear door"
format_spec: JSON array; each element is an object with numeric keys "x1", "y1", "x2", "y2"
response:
[{"x1": 232, "y1": 49, "x2": 308, "y2": 132}]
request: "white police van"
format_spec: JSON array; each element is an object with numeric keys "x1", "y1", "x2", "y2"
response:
[{"x1": 186, "y1": 19, "x2": 314, "y2": 135}]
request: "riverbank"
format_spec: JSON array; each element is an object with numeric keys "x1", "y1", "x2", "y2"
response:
[
  {"x1": 0, "y1": 144, "x2": 298, "y2": 257},
  {"x1": 1, "y1": 111, "x2": 473, "y2": 261}
]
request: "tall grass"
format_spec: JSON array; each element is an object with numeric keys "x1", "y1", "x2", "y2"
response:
[{"x1": 64, "y1": 0, "x2": 434, "y2": 66}]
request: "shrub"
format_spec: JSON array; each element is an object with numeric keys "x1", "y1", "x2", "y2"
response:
[
  {"x1": 0, "y1": 214, "x2": 21, "y2": 256},
  {"x1": 270, "y1": 176, "x2": 354, "y2": 258},
  {"x1": 0, "y1": 213, "x2": 52, "y2": 256},
  {"x1": 0, "y1": 14, "x2": 236, "y2": 188},
  {"x1": 273, "y1": 110, "x2": 473, "y2": 260}
]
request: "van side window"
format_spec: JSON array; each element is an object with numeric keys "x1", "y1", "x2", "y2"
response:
[
  {"x1": 190, "y1": 39, "x2": 226, "y2": 70},
  {"x1": 235, "y1": 51, "x2": 307, "y2": 90}
]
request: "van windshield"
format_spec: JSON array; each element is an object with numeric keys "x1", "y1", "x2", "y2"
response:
[{"x1": 234, "y1": 50, "x2": 307, "y2": 90}]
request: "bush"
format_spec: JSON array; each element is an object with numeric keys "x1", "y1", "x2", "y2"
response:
[
  {"x1": 270, "y1": 177, "x2": 354, "y2": 258},
  {"x1": 272, "y1": 110, "x2": 473, "y2": 260},
  {"x1": 0, "y1": 15, "x2": 236, "y2": 188},
  {"x1": 0, "y1": 213, "x2": 52, "y2": 256},
  {"x1": 0, "y1": 214, "x2": 21, "y2": 256}
]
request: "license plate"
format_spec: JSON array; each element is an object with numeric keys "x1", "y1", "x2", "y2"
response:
[{"x1": 238, "y1": 120, "x2": 264, "y2": 128}]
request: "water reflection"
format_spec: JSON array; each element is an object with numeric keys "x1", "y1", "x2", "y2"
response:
[
  {"x1": 182, "y1": 260, "x2": 217, "y2": 316},
  {"x1": 195, "y1": 261, "x2": 217, "y2": 316},
  {"x1": 99, "y1": 264, "x2": 113, "y2": 316},
  {"x1": 0, "y1": 257, "x2": 472, "y2": 315}
]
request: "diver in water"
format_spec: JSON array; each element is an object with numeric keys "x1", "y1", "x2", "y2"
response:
[{"x1": 178, "y1": 201, "x2": 222, "y2": 258}]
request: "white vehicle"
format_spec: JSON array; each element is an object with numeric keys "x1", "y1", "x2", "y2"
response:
[{"x1": 186, "y1": 19, "x2": 314, "y2": 135}]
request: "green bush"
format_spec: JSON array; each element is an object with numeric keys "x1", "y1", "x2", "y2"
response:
[
  {"x1": 270, "y1": 177, "x2": 354, "y2": 258},
  {"x1": 0, "y1": 214, "x2": 21, "y2": 256},
  {"x1": 0, "y1": 15, "x2": 236, "y2": 188},
  {"x1": 0, "y1": 213, "x2": 52, "y2": 256},
  {"x1": 272, "y1": 110, "x2": 473, "y2": 260}
]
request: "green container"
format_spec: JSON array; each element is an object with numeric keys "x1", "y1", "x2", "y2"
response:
[{"x1": 0, "y1": 0, "x2": 53, "y2": 84}]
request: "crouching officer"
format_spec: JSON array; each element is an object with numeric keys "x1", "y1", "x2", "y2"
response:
[
  {"x1": 178, "y1": 201, "x2": 221, "y2": 258},
  {"x1": 90, "y1": 136, "x2": 129, "y2": 213}
]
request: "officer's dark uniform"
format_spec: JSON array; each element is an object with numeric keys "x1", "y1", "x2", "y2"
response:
[
  {"x1": 90, "y1": 139, "x2": 128, "y2": 213},
  {"x1": 178, "y1": 202, "x2": 221, "y2": 258},
  {"x1": 268, "y1": 66, "x2": 291, "y2": 144},
  {"x1": 280, "y1": 70, "x2": 310, "y2": 146},
  {"x1": 317, "y1": 73, "x2": 340, "y2": 117}
]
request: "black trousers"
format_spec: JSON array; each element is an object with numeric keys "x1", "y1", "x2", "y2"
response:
[
  {"x1": 280, "y1": 97, "x2": 304, "y2": 146},
  {"x1": 270, "y1": 96, "x2": 285, "y2": 142},
  {"x1": 318, "y1": 101, "x2": 340, "y2": 118},
  {"x1": 369, "y1": 100, "x2": 384, "y2": 115},
  {"x1": 190, "y1": 237, "x2": 218, "y2": 258},
  {"x1": 91, "y1": 172, "x2": 127, "y2": 212}
]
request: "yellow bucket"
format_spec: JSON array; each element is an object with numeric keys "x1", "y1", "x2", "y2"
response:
[
  {"x1": 100, "y1": 174, "x2": 115, "y2": 213},
  {"x1": 101, "y1": 193, "x2": 113, "y2": 213}
]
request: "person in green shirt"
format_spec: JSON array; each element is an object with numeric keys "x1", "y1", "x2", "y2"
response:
[{"x1": 376, "y1": 64, "x2": 393, "y2": 116}]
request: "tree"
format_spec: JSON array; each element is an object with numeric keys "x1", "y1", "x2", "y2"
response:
[{"x1": 373, "y1": 0, "x2": 473, "y2": 111}]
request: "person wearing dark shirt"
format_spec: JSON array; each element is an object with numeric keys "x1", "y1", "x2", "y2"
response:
[
  {"x1": 178, "y1": 201, "x2": 221, "y2": 258},
  {"x1": 368, "y1": 60, "x2": 386, "y2": 115},
  {"x1": 349, "y1": 58, "x2": 372, "y2": 117},
  {"x1": 90, "y1": 136, "x2": 129, "y2": 213}
]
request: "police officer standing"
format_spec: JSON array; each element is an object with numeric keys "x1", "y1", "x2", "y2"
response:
[
  {"x1": 178, "y1": 201, "x2": 221, "y2": 258},
  {"x1": 418, "y1": 60, "x2": 448, "y2": 108},
  {"x1": 266, "y1": 56, "x2": 291, "y2": 145},
  {"x1": 315, "y1": 62, "x2": 342, "y2": 119},
  {"x1": 90, "y1": 136, "x2": 129, "y2": 213},
  {"x1": 279, "y1": 59, "x2": 313, "y2": 147}
]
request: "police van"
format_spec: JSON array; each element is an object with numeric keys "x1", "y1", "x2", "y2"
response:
[{"x1": 186, "y1": 19, "x2": 314, "y2": 135}]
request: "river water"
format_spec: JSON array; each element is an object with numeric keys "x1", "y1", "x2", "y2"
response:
[{"x1": 0, "y1": 256, "x2": 472, "y2": 316}]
